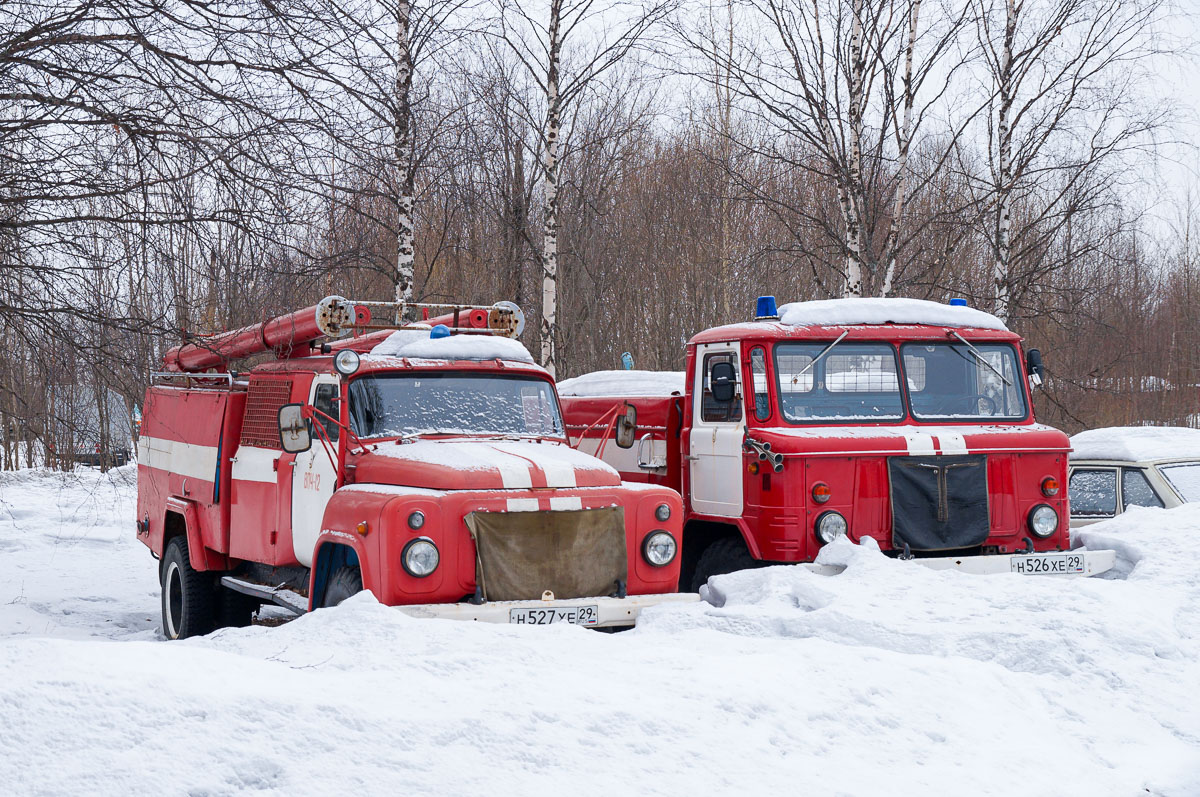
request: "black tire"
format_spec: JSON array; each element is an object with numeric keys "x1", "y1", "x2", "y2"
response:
[
  {"x1": 689, "y1": 536, "x2": 762, "y2": 592},
  {"x1": 218, "y1": 587, "x2": 260, "y2": 628},
  {"x1": 161, "y1": 537, "x2": 217, "y2": 639},
  {"x1": 323, "y1": 566, "x2": 362, "y2": 607}
]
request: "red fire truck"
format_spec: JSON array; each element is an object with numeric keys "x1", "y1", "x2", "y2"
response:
[
  {"x1": 137, "y1": 296, "x2": 693, "y2": 639},
  {"x1": 559, "y1": 297, "x2": 1115, "y2": 589}
]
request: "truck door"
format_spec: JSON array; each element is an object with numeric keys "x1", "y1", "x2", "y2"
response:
[
  {"x1": 290, "y1": 375, "x2": 340, "y2": 567},
  {"x1": 689, "y1": 345, "x2": 745, "y2": 516}
]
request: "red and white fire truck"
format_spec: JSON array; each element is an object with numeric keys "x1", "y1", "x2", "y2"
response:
[
  {"x1": 560, "y1": 297, "x2": 1115, "y2": 589},
  {"x1": 137, "y1": 296, "x2": 693, "y2": 639}
]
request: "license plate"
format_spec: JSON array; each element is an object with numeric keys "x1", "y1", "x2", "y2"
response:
[
  {"x1": 1010, "y1": 553, "x2": 1085, "y2": 575},
  {"x1": 508, "y1": 605, "x2": 599, "y2": 626}
]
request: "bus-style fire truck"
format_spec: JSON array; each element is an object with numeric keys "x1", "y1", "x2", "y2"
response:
[
  {"x1": 559, "y1": 297, "x2": 1115, "y2": 589},
  {"x1": 137, "y1": 296, "x2": 693, "y2": 639}
]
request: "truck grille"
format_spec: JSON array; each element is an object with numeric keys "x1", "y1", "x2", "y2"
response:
[
  {"x1": 888, "y1": 455, "x2": 989, "y2": 551},
  {"x1": 465, "y1": 507, "x2": 627, "y2": 601}
]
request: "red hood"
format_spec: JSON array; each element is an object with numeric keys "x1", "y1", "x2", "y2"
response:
[
  {"x1": 752, "y1": 423, "x2": 1070, "y2": 457},
  {"x1": 352, "y1": 438, "x2": 622, "y2": 490}
]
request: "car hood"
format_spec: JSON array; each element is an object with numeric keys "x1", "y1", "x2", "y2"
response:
[
  {"x1": 352, "y1": 438, "x2": 622, "y2": 491},
  {"x1": 751, "y1": 423, "x2": 1070, "y2": 457}
]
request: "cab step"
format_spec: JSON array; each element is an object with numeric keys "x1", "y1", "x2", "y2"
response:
[{"x1": 221, "y1": 576, "x2": 309, "y2": 615}]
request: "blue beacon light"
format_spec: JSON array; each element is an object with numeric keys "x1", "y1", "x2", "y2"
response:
[{"x1": 756, "y1": 295, "x2": 780, "y2": 320}]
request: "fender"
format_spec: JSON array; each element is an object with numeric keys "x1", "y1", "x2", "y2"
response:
[
  {"x1": 686, "y1": 511, "x2": 763, "y2": 559},
  {"x1": 309, "y1": 531, "x2": 372, "y2": 610},
  {"x1": 165, "y1": 496, "x2": 230, "y2": 571}
]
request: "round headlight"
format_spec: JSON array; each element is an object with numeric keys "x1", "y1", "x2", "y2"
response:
[
  {"x1": 402, "y1": 537, "x2": 439, "y2": 577},
  {"x1": 655, "y1": 503, "x2": 671, "y2": 522},
  {"x1": 407, "y1": 510, "x2": 425, "y2": 530},
  {"x1": 815, "y1": 510, "x2": 848, "y2": 544},
  {"x1": 1028, "y1": 504, "x2": 1058, "y2": 538},
  {"x1": 642, "y1": 531, "x2": 677, "y2": 567},
  {"x1": 334, "y1": 349, "x2": 360, "y2": 376}
]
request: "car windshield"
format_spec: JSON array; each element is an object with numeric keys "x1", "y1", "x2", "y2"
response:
[
  {"x1": 1157, "y1": 462, "x2": 1200, "y2": 503},
  {"x1": 348, "y1": 373, "x2": 565, "y2": 439},
  {"x1": 774, "y1": 342, "x2": 905, "y2": 422},
  {"x1": 901, "y1": 342, "x2": 1027, "y2": 420}
]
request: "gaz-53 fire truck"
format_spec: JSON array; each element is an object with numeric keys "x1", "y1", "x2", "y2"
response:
[
  {"x1": 136, "y1": 296, "x2": 693, "y2": 639},
  {"x1": 559, "y1": 296, "x2": 1115, "y2": 589}
]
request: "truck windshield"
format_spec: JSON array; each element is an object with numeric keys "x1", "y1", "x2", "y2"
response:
[
  {"x1": 348, "y1": 373, "x2": 566, "y2": 439},
  {"x1": 774, "y1": 342, "x2": 905, "y2": 422},
  {"x1": 901, "y1": 342, "x2": 1027, "y2": 420}
]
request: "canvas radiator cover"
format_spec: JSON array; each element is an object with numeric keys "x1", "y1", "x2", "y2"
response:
[
  {"x1": 888, "y1": 454, "x2": 990, "y2": 551},
  {"x1": 465, "y1": 507, "x2": 628, "y2": 601}
]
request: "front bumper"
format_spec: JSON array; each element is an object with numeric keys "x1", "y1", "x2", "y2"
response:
[
  {"x1": 395, "y1": 592, "x2": 701, "y2": 628},
  {"x1": 899, "y1": 549, "x2": 1116, "y2": 577}
]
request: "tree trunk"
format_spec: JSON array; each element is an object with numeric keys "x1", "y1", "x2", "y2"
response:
[
  {"x1": 881, "y1": 0, "x2": 922, "y2": 297},
  {"x1": 843, "y1": 0, "x2": 867, "y2": 297},
  {"x1": 540, "y1": 0, "x2": 563, "y2": 377},
  {"x1": 395, "y1": 0, "x2": 416, "y2": 320},
  {"x1": 993, "y1": 0, "x2": 1018, "y2": 322}
]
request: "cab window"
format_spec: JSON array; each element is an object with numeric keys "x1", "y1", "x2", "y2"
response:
[
  {"x1": 1121, "y1": 468, "x2": 1163, "y2": 509},
  {"x1": 1068, "y1": 469, "x2": 1117, "y2": 517},
  {"x1": 749, "y1": 347, "x2": 770, "y2": 421},
  {"x1": 312, "y1": 383, "x2": 340, "y2": 441},
  {"x1": 700, "y1": 352, "x2": 742, "y2": 423}
]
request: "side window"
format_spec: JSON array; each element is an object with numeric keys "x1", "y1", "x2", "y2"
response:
[
  {"x1": 750, "y1": 347, "x2": 770, "y2": 421},
  {"x1": 312, "y1": 383, "x2": 340, "y2": 441},
  {"x1": 1122, "y1": 468, "x2": 1163, "y2": 509},
  {"x1": 700, "y1": 352, "x2": 742, "y2": 423},
  {"x1": 1068, "y1": 469, "x2": 1117, "y2": 517}
]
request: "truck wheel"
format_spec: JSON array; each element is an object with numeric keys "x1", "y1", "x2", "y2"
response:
[
  {"x1": 161, "y1": 537, "x2": 216, "y2": 639},
  {"x1": 689, "y1": 536, "x2": 762, "y2": 592},
  {"x1": 218, "y1": 588, "x2": 260, "y2": 628},
  {"x1": 323, "y1": 566, "x2": 362, "y2": 607}
]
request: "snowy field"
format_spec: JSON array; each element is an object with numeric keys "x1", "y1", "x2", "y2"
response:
[{"x1": 2, "y1": 467, "x2": 1199, "y2": 795}]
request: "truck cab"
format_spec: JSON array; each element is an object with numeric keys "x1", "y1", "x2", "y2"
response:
[
  {"x1": 560, "y1": 297, "x2": 1114, "y2": 588},
  {"x1": 137, "y1": 298, "x2": 692, "y2": 639}
]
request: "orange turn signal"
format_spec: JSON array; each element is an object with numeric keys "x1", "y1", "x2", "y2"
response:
[
  {"x1": 355, "y1": 520, "x2": 370, "y2": 536},
  {"x1": 1041, "y1": 477, "x2": 1060, "y2": 497},
  {"x1": 748, "y1": 461, "x2": 760, "y2": 475},
  {"x1": 812, "y1": 482, "x2": 832, "y2": 504}
]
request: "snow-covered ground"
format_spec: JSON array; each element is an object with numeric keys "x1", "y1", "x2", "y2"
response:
[{"x1": 1, "y1": 466, "x2": 1199, "y2": 795}]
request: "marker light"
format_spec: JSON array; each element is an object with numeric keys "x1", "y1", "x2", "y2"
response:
[
  {"x1": 1041, "y1": 477, "x2": 1060, "y2": 497},
  {"x1": 812, "y1": 482, "x2": 832, "y2": 504},
  {"x1": 655, "y1": 503, "x2": 671, "y2": 522},
  {"x1": 407, "y1": 510, "x2": 425, "y2": 530},
  {"x1": 402, "y1": 537, "x2": 439, "y2": 577},
  {"x1": 334, "y1": 349, "x2": 360, "y2": 376},
  {"x1": 355, "y1": 520, "x2": 369, "y2": 536},
  {"x1": 430, "y1": 324, "x2": 451, "y2": 339}
]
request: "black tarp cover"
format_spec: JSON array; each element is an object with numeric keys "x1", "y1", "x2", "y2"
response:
[
  {"x1": 889, "y1": 455, "x2": 989, "y2": 551},
  {"x1": 465, "y1": 507, "x2": 627, "y2": 601}
]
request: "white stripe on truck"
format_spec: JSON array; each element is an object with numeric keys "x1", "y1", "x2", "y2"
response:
[{"x1": 137, "y1": 436, "x2": 220, "y2": 483}]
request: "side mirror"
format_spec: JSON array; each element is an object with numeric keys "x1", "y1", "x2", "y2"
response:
[
  {"x1": 710, "y1": 361, "x2": 737, "y2": 403},
  {"x1": 1026, "y1": 348, "x2": 1044, "y2": 388},
  {"x1": 615, "y1": 403, "x2": 638, "y2": 449},
  {"x1": 278, "y1": 403, "x2": 312, "y2": 453}
]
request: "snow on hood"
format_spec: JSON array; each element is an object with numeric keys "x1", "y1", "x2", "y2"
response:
[
  {"x1": 778, "y1": 297, "x2": 1009, "y2": 331},
  {"x1": 368, "y1": 329, "x2": 535, "y2": 363},
  {"x1": 1070, "y1": 425, "x2": 1200, "y2": 462},
  {"x1": 355, "y1": 437, "x2": 620, "y2": 490},
  {"x1": 557, "y1": 370, "x2": 685, "y2": 397}
]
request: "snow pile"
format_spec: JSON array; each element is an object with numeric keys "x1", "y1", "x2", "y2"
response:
[
  {"x1": 557, "y1": 370, "x2": 685, "y2": 397},
  {"x1": 1070, "y1": 425, "x2": 1200, "y2": 462},
  {"x1": 3, "y1": 465, "x2": 1200, "y2": 794},
  {"x1": 369, "y1": 328, "x2": 535, "y2": 363},
  {"x1": 778, "y1": 297, "x2": 1009, "y2": 331}
]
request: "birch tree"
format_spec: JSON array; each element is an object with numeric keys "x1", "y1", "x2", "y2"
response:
[
  {"x1": 972, "y1": 0, "x2": 1166, "y2": 322},
  {"x1": 494, "y1": 0, "x2": 671, "y2": 376}
]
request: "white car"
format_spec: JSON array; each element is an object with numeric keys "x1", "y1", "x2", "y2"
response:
[{"x1": 1068, "y1": 426, "x2": 1200, "y2": 527}]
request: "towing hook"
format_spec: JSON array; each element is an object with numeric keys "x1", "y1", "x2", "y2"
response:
[
  {"x1": 610, "y1": 579, "x2": 627, "y2": 599},
  {"x1": 900, "y1": 542, "x2": 914, "y2": 561},
  {"x1": 1018, "y1": 537, "x2": 1035, "y2": 555}
]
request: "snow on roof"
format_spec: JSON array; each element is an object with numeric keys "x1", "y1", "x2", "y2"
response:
[
  {"x1": 557, "y1": 370, "x2": 686, "y2": 397},
  {"x1": 1070, "y1": 426, "x2": 1200, "y2": 462},
  {"x1": 368, "y1": 329, "x2": 534, "y2": 363},
  {"x1": 777, "y1": 298, "x2": 1009, "y2": 331}
]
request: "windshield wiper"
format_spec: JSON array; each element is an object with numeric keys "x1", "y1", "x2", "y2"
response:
[
  {"x1": 951, "y1": 331, "x2": 1012, "y2": 386},
  {"x1": 796, "y1": 330, "x2": 849, "y2": 379}
]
